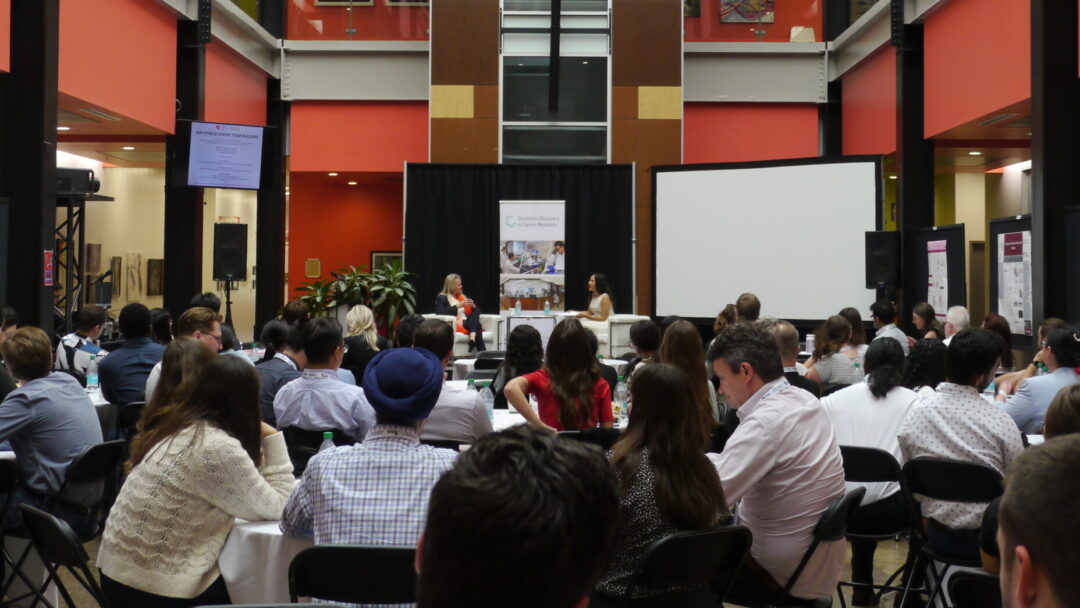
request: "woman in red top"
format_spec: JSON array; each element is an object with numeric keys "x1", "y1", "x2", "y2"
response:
[{"x1": 504, "y1": 318, "x2": 614, "y2": 432}]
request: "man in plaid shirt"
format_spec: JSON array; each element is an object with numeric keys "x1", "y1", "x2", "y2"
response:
[{"x1": 280, "y1": 347, "x2": 456, "y2": 548}]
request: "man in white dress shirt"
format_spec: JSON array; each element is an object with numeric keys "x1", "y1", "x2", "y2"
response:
[
  {"x1": 274, "y1": 317, "x2": 375, "y2": 441},
  {"x1": 144, "y1": 307, "x2": 222, "y2": 400},
  {"x1": 870, "y1": 299, "x2": 910, "y2": 356},
  {"x1": 942, "y1": 305, "x2": 969, "y2": 346},
  {"x1": 412, "y1": 319, "x2": 493, "y2": 444},
  {"x1": 706, "y1": 324, "x2": 846, "y2": 604}
]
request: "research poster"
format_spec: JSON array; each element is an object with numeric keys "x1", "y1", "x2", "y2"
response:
[
  {"x1": 927, "y1": 240, "x2": 949, "y2": 319},
  {"x1": 187, "y1": 122, "x2": 264, "y2": 190},
  {"x1": 499, "y1": 200, "x2": 566, "y2": 312},
  {"x1": 998, "y1": 230, "x2": 1033, "y2": 336}
]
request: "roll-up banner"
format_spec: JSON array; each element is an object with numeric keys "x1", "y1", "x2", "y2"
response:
[{"x1": 499, "y1": 200, "x2": 566, "y2": 312}]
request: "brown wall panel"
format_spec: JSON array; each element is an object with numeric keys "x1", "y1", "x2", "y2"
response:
[
  {"x1": 612, "y1": 0, "x2": 682, "y2": 87},
  {"x1": 474, "y1": 85, "x2": 499, "y2": 119},
  {"x1": 431, "y1": 0, "x2": 499, "y2": 86},
  {"x1": 612, "y1": 86, "x2": 638, "y2": 119},
  {"x1": 430, "y1": 118, "x2": 499, "y2": 163}
]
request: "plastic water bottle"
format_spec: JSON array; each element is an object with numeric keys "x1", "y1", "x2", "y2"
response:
[
  {"x1": 86, "y1": 355, "x2": 99, "y2": 392},
  {"x1": 543, "y1": 299, "x2": 551, "y2": 315},
  {"x1": 514, "y1": 299, "x2": 522, "y2": 314},
  {"x1": 467, "y1": 378, "x2": 476, "y2": 392},
  {"x1": 479, "y1": 382, "x2": 495, "y2": 421},
  {"x1": 614, "y1": 376, "x2": 629, "y2": 421},
  {"x1": 805, "y1": 334, "x2": 816, "y2": 355},
  {"x1": 318, "y1": 431, "x2": 335, "y2": 453}
]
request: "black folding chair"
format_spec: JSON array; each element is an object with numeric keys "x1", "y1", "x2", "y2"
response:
[
  {"x1": 289, "y1": 545, "x2": 417, "y2": 604},
  {"x1": 628, "y1": 525, "x2": 752, "y2": 606},
  {"x1": 836, "y1": 446, "x2": 919, "y2": 608},
  {"x1": 95, "y1": 402, "x2": 119, "y2": 441},
  {"x1": 17, "y1": 504, "x2": 109, "y2": 608},
  {"x1": 116, "y1": 401, "x2": 145, "y2": 441},
  {"x1": 947, "y1": 570, "x2": 1001, "y2": 608},
  {"x1": 465, "y1": 369, "x2": 497, "y2": 382},
  {"x1": 282, "y1": 427, "x2": 355, "y2": 476},
  {"x1": 821, "y1": 384, "x2": 850, "y2": 397},
  {"x1": 558, "y1": 427, "x2": 621, "y2": 451},
  {"x1": 0, "y1": 460, "x2": 46, "y2": 603},
  {"x1": 901, "y1": 458, "x2": 1003, "y2": 608},
  {"x1": 420, "y1": 439, "x2": 462, "y2": 451},
  {"x1": 474, "y1": 351, "x2": 506, "y2": 370}
]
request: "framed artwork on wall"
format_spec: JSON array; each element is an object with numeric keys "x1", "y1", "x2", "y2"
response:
[
  {"x1": 371, "y1": 251, "x2": 402, "y2": 270},
  {"x1": 685, "y1": 0, "x2": 701, "y2": 17},
  {"x1": 305, "y1": 259, "x2": 322, "y2": 278},
  {"x1": 314, "y1": 0, "x2": 374, "y2": 6},
  {"x1": 720, "y1": 0, "x2": 774, "y2": 23},
  {"x1": 146, "y1": 259, "x2": 164, "y2": 296}
]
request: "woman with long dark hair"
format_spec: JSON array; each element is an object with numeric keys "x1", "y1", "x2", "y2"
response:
[
  {"x1": 910, "y1": 302, "x2": 945, "y2": 343},
  {"x1": 149, "y1": 307, "x2": 173, "y2": 346},
  {"x1": 144, "y1": 337, "x2": 216, "y2": 423},
  {"x1": 838, "y1": 306, "x2": 868, "y2": 357},
  {"x1": 659, "y1": 319, "x2": 719, "y2": 424},
  {"x1": 904, "y1": 338, "x2": 947, "y2": 397},
  {"x1": 592, "y1": 365, "x2": 730, "y2": 605},
  {"x1": 981, "y1": 312, "x2": 1015, "y2": 372},
  {"x1": 821, "y1": 339, "x2": 918, "y2": 604},
  {"x1": 805, "y1": 315, "x2": 864, "y2": 391},
  {"x1": 505, "y1": 318, "x2": 613, "y2": 431},
  {"x1": 492, "y1": 324, "x2": 544, "y2": 410},
  {"x1": 576, "y1": 273, "x2": 613, "y2": 336},
  {"x1": 97, "y1": 357, "x2": 294, "y2": 607}
]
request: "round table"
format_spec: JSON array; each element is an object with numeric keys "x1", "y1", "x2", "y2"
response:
[{"x1": 219, "y1": 520, "x2": 314, "y2": 604}]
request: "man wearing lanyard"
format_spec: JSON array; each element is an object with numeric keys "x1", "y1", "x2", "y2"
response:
[
  {"x1": 255, "y1": 323, "x2": 307, "y2": 427},
  {"x1": 273, "y1": 318, "x2": 375, "y2": 442},
  {"x1": 706, "y1": 324, "x2": 846, "y2": 606}
]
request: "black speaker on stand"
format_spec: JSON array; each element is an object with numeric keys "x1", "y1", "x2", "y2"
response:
[
  {"x1": 213, "y1": 223, "x2": 247, "y2": 328},
  {"x1": 865, "y1": 231, "x2": 901, "y2": 301}
]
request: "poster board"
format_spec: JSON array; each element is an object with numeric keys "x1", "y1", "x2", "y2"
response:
[
  {"x1": 908, "y1": 224, "x2": 966, "y2": 318},
  {"x1": 988, "y1": 215, "x2": 1034, "y2": 346}
]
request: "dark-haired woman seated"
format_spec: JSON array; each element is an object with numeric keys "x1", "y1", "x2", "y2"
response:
[{"x1": 492, "y1": 324, "x2": 544, "y2": 410}]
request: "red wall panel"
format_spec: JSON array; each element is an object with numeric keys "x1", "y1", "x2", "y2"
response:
[
  {"x1": 685, "y1": 0, "x2": 821, "y2": 42},
  {"x1": 0, "y1": 0, "x2": 10, "y2": 73},
  {"x1": 841, "y1": 46, "x2": 896, "y2": 156},
  {"x1": 683, "y1": 103, "x2": 819, "y2": 164},
  {"x1": 59, "y1": 0, "x2": 176, "y2": 133},
  {"x1": 287, "y1": 173, "x2": 403, "y2": 295},
  {"x1": 205, "y1": 42, "x2": 267, "y2": 127},
  {"x1": 923, "y1": 0, "x2": 1029, "y2": 138},
  {"x1": 290, "y1": 101, "x2": 428, "y2": 173}
]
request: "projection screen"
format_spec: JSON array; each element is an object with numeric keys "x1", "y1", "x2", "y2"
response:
[{"x1": 654, "y1": 157, "x2": 881, "y2": 321}]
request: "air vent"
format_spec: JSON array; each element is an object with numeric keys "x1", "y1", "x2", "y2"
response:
[
  {"x1": 1003, "y1": 117, "x2": 1032, "y2": 128},
  {"x1": 978, "y1": 113, "x2": 1018, "y2": 127},
  {"x1": 79, "y1": 107, "x2": 122, "y2": 122},
  {"x1": 58, "y1": 109, "x2": 98, "y2": 124}
]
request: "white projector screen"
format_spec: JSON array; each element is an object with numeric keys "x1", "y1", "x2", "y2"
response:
[{"x1": 654, "y1": 158, "x2": 880, "y2": 321}]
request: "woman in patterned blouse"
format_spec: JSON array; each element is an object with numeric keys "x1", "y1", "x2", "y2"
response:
[{"x1": 592, "y1": 364, "x2": 731, "y2": 605}]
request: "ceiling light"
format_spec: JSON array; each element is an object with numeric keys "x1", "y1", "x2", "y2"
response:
[
  {"x1": 122, "y1": 146, "x2": 136, "y2": 151},
  {"x1": 56, "y1": 126, "x2": 71, "y2": 131},
  {"x1": 347, "y1": 181, "x2": 358, "y2": 186},
  {"x1": 888, "y1": 175, "x2": 897, "y2": 180},
  {"x1": 968, "y1": 151, "x2": 982, "y2": 156},
  {"x1": 582, "y1": 60, "x2": 589, "y2": 64},
  {"x1": 328, "y1": 172, "x2": 339, "y2": 176}
]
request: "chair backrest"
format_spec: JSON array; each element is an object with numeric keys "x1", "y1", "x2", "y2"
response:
[
  {"x1": 902, "y1": 457, "x2": 1003, "y2": 503},
  {"x1": 558, "y1": 427, "x2": 620, "y2": 451},
  {"x1": 813, "y1": 487, "x2": 866, "y2": 542},
  {"x1": 289, "y1": 545, "x2": 417, "y2": 604},
  {"x1": 116, "y1": 401, "x2": 145, "y2": 433},
  {"x1": 420, "y1": 439, "x2": 462, "y2": 451},
  {"x1": 634, "y1": 526, "x2": 752, "y2": 595},
  {"x1": 283, "y1": 427, "x2": 356, "y2": 451},
  {"x1": 475, "y1": 350, "x2": 506, "y2": 360},
  {"x1": 54, "y1": 367, "x2": 87, "y2": 388},
  {"x1": 17, "y1": 504, "x2": 91, "y2": 568},
  {"x1": 839, "y1": 445, "x2": 902, "y2": 483},
  {"x1": 821, "y1": 383, "x2": 850, "y2": 397},
  {"x1": 0, "y1": 460, "x2": 18, "y2": 494},
  {"x1": 465, "y1": 369, "x2": 497, "y2": 382},
  {"x1": 473, "y1": 357, "x2": 503, "y2": 370},
  {"x1": 64, "y1": 440, "x2": 127, "y2": 486},
  {"x1": 948, "y1": 570, "x2": 1002, "y2": 608}
]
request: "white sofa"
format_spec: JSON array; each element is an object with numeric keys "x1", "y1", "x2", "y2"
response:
[{"x1": 422, "y1": 314, "x2": 504, "y2": 357}]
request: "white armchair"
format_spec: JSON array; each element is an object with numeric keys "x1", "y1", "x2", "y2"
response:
[
  {"x1": 422, "y1": 314, "x2": 504, "y2": 357},
  {"x1": 580, "y1": 314, "x2": 651, "y2": 358}
]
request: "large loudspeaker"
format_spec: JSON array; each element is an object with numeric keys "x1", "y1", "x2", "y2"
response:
[
  {"x1": 213, "y1": 223, "x2": 248, "y2": 281},
  {"x1": 865, "y1": 231, "x2": 900, "y2": 289}
]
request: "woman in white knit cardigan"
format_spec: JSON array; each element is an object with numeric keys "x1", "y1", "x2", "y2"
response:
[{"x1": 97, "y1": 356, "x2": 295, "y2": 606}]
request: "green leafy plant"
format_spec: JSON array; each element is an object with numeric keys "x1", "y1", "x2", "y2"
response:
[
  {"x1": 294, "y1": 279, "x2": 337, "y2": 317},
  {"x1": 368, "y1": 259, "x2": 417, "y2": 336},
  {"x1": 332, "y1": 264, "x2": 372, "y2": 307}
]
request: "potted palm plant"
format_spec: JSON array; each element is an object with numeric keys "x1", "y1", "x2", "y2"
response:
[
  {"x1": 294, "y1": 279, "x2": 337, "y2": 317},
  {"x1": 368, "y1": 259, "x2": 417, "y2": 337}
]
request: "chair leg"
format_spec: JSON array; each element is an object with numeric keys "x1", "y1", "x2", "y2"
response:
[
  {"x1": 1, "y1": 543, "x2": 49, "y2": 605},
  {"x1": 836, "y1": 583, "x2": 848, "y2": 608}
]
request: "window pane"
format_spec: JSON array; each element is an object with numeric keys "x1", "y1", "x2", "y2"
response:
[
  {"x1": 504, "y1": 57, "x2": 607, "y2": 123},
  {"x1": 503, "y1": 125, "x2": 606, "y2": 164}
]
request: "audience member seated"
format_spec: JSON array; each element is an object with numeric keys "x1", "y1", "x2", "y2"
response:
[
  {"x1": 99, "y1": 303, "x2": 167, "y2": 405},
  {"x1": 735, "y1": 292, "x2": 761, "y2": 322},
  {"x1": 505, "y1": 318, "x2": 613, "y2": 432},
  {"x1": 413, "y1": 319, "x2": 493, "y2": 444},
  {"x1": 282, "y1": 299, "x2": 311, "y2": 325},
  {"x1": 394, "y1": 313, "x2": 425, "y2": 348},
  {"x1": 218, "y1": 324, "x2": 254, "y2": 366},
  {"x1": 714, "y1": 304, "x2": 737, "y2": 335},
  {"x1": 908, "y1": 302, "x2": 945, "y2": 348},
  {"x1": 660, "y1": 319, "x2": 720, "y2": 422},
  {"x1": 870, "y1": 299, "x2": 909, "y2": 356},
  {"x1": 821, "y1": 339, "x2": 918, "y2": 605},
  {"x1": 145, "y1": 307, "x2": 223, "y2": 398},
  {"x1": 587, "y1": 330, "x2": 619, "y2": 396},
  {"x1": 903, "y1": 338, "x2": 947, "y2": 398},
  {"x1": 492, "y1": 324, "x2": 544, "y2": 410},
  {"x1": 998, "y1": 326, "x2": 1080, "y2": 434},
  {"x1": 706, "y1": 324, "x2": 846, "y2": 604},
  {"x1": 189, "y1": 291, "x2": 221, "y2": 314},
  {"x1": 340, "y1": 304, "x2": 391, "y2": 387},
  {"x1": 97, "y1": 357, "x2": 294, "y2": 607},
  {"x1": 416, "y1": 425, "x2": 618, "y2": 608},
  {"x1": 149, "y1": 307, "x2": 172, "y2": 346},
  {"x1": 839, "y1": 306, "x2": 870, "y2": 358},
  {"x1": 435, "y1": 273, "x2": 486, "y2": 352},
  {"x1": 0, "y1": 327, "x2": 104, "y2": 535},
  {"x1": 622, "y1": 319, "x2": 660, "y2": 382},
  {"x1": 592, "y1": 365, "x2": 730, "y2": 606},
  {"x1": 996, "y1": 435, "x2": 1080, "y2": 608},
  {"x1": 54, "y1": 303, "x2": 109, "y2": 375},
  {"x1": 273, "y1": 318, "x2": 375, "y2": 442},
  {"x1": 995, "y1": 317, "x2": 1068, "y2": 395},
  {"x1": 982, "y1": 312, "x2": 1016, "y2": 373},
  {"x1": 574, "y1": 273, "x2": 614, "y2": 335},
  {"x1": 255, "y1": 318, "x2": 288, "y2": 364},
  {"x1": 255, "y1": 322, "x2": 305, "y2": 427},
  {"x1": 0, "y1": 305, "x2": 19, "y2": 402},
  {"x1": 980, "y1": 384, "x2": 1080, "y2": 574},
  {"x1": 658, "y1": 314, "x2": 682, "y2": 338},
  {"x1": 897, "y1": 328, "x2": 1023, "y2": 560},
  {"x1": 144, "y1": 337, "x2": 216, "y2": 424},
  {"x1": 760, "y1": 318, "x2": 820, "y2": 398},
  {"x1": 281, "y1": 347, "x2": 456, "y2": 548},
  {"x1": 805, "y1": 315, "x2": 865, "y2": 392},
  {"x1": 942, "y1": 305, "x2": 969, "y2": 346}
]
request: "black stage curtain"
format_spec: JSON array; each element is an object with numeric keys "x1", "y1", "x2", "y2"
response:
[{"x1": 405, "y1": 164, "x2": 634, "y2": 315}]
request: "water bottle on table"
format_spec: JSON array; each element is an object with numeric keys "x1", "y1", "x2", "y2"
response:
[
  {"x1": 86, "y1": 355, "x2": 99, "y2": 393},
  {"x1": 479, "y1": 382, "x2": 495, "y2": 421},
  {"x1": 543, "y1": 300, "x2": 551, "y2": 315},
  {"x1": 613, "y1": 376, "x2": 628, "y2": 421},
  {"x1": 318, "y1": 431, "x2": 335, "y2": 453},
  {"x1": 514, "y1": 299, "x2": 522, "y2": 315}
]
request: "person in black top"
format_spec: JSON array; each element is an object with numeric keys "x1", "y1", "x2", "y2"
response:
[
  {"x1": 492, "y1": 325, "x2": 544, "y2": 410},
  {"x1": 760, "y1": 318, "x2": 820, "y2": 398},
  {"x1": 340, "y1": 304, "x2": 391, "y2": 387}
]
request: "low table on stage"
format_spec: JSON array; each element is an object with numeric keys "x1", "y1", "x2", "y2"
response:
[{"x1": 453, "y1": 357, "x2": 626, "y2": 381}]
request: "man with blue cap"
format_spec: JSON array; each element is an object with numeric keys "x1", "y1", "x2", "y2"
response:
[{"x1": 280, "y1": 347, "x2": 457, "y2": 548}]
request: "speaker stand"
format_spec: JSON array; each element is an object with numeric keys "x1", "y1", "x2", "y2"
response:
[{"x1": 224, "y1": 275, "x2": 235, "y2": 329}]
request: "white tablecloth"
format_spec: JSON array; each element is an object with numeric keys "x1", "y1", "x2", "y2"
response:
[
  {"x1": 219, "y1": 520, "x2": 313, "y2": 604},
  {"x1": 453, "y1": 358, "x2": 626, "y2": 380}
]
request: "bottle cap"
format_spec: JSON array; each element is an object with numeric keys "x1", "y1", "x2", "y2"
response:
[
  {"x1": 323, "y1": 431, "x2": 333, "y2": 439},
  {"x1": 617, "y1": 376, "x2": 624, "y2": 381}
]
